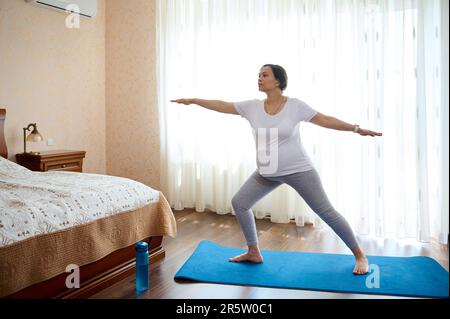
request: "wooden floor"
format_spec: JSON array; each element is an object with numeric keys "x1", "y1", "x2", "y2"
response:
[{"x1": 91, "y1": 209, "x2": 449, "y2": 299}]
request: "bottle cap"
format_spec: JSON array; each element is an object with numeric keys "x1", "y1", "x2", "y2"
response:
[{"x1": 135, "y1": 241, "x2": 148, "y2": 252}]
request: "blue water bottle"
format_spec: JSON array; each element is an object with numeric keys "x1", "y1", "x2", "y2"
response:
[{"x1": 135, "y1": 241, "x2": 149, "y2": 293}]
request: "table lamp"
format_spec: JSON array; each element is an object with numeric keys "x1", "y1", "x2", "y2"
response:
[{"x1": 23, "y1": 123, "x2": 43, "y2": 154}]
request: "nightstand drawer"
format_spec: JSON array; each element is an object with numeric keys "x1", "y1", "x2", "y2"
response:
[{"x1": 45, "y1": 159, "x2": 82, "y2": 172}]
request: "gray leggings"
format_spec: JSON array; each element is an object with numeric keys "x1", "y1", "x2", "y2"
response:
[{"x1": 231, "y1": 169, "x2": 358, "y2": 250}]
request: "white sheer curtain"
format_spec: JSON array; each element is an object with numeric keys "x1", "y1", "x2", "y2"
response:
[{"x1": 156, "y1": 0, "x2": 449, "y2": 244}]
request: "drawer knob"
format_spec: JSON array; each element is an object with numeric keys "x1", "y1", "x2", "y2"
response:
[{"x1": 62, "y1": 164, "x2": 66, "y2": 168}]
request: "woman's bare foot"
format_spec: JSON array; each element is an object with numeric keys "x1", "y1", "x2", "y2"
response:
[
  {"x1": 351, "y1": 245, "x2": 369, "y2": 275},
  {"x1": 229, "y1": 252, "x2": 263, "y2": 263},
  {"x1": 353, "y1": 256, "x2": 369, "y2": 275},
  {"x1": 229, "y1": 246, "x2": 263, "y2": 263}
]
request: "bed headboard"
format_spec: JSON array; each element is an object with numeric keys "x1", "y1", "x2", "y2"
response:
[{"x1": 0, "y1": 108, "x2": 7, "y2": 159}]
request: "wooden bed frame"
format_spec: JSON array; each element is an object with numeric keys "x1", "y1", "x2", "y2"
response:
[{"x1": 0, "y1": 108, "x2": 165, "y2": 298}]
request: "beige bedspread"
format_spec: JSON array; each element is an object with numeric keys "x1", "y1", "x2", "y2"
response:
[
  {"x1": 0, "y1": 157, "x2": 177, "y2": 297},
  {"x1": 0, "y1": 192, "x2": 176, "y2": 298}
]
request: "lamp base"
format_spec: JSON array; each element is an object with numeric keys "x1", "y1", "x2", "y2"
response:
[{"x1": 22, "y1": 151, "x2": 40, "y2": 155}]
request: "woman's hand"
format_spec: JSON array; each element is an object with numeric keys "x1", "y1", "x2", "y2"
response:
[
  {"x1": 357, "y1": 128, "x2": 383, "y2": 137},
  {"x1": 171, "y1": 98, "x2": 194, "y2": 105}
]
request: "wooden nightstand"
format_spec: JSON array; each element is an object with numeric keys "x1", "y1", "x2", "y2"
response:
[{"x1": 16, "y1": 150, "x2": 86, "y2": 172}]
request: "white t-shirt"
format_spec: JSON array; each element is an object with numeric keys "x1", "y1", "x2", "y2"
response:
[{"x1": 234, "y1": 97, "x2": 318, "y2": 177}]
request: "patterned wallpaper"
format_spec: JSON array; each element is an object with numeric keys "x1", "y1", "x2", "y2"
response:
[
  {"x1": 106, "y1": 0, "x2": 160, "y2": 189},
  {"x1": 0, "y1": 0, "x2": 160, "y2": 188},
  {"x1": 0, "y1": 0, "x2": 106, "y2": 173}
]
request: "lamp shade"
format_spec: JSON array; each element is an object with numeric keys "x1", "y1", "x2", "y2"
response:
[{"x1": 26, "y1": 126, "x2": 43, "y2": 142}]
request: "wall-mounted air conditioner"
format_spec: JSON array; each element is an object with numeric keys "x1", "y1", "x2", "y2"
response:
[{"x1": 26, "y1": 0, "x2": 97, "y2": 18}]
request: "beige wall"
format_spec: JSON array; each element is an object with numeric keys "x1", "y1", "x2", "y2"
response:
[
  {"x1": 0, "y1": 0, "x2": 106, "y2": 173},
  {"x1": 0, "y1": 0, "x2": 160, "y2": 186},
  {"x1": 106, "y1": 0, "x2": 160, "y2": 189}
]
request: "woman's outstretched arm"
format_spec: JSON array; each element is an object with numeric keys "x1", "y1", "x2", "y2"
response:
[
  {"x1": 310, "y1": 112, "x2": 382, "y2": 137},
  {"x1": 171, "y1": 98, "x2": 238, "y2": 115}
]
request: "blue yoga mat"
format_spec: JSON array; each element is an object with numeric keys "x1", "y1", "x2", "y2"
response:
[{"x1": 175, "y1": 240, "x2": 449, "y2": 298}]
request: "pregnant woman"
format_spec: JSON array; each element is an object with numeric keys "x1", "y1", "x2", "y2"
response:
[{"x1": 171, "y1": 64, "x2": 382, "y2": 274}]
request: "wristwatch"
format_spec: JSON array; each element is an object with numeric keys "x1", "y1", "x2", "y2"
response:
[{"x1": 353, "y1": 124, "x2": 360, "y2": 133}]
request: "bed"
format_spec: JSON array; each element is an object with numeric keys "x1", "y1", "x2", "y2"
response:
[{"x1": 0, "y1": 108, "x2": 177, "y2": 298}]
